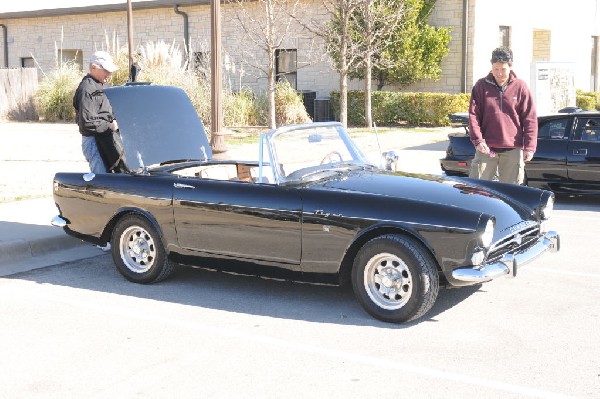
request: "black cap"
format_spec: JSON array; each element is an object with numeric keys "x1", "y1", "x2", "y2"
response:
[{"x1": 491, "y1": 47, "x2": 513, "y2": 63}]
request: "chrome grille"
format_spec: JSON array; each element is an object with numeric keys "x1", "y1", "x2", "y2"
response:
[{"x1": 487, "y1": 222, "x2": 540, "y2": 261}]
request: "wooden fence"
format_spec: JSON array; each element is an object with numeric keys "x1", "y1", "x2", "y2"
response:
[{"x1": 0, "y1": 68, "x2": 38, "y2": 121}]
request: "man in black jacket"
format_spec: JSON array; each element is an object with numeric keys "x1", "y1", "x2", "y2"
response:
[{"x1": 73, "y1": 50, "x2": 120, "y2": 173}]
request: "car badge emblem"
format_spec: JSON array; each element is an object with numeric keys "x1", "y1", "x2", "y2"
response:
[{"x1": 514, "y1": 233, "x2": 523, "y2": 245}]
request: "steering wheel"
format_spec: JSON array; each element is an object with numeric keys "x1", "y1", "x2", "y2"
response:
[{"x1": 320, "y1": 151, "x2": 343, "y2": 165}]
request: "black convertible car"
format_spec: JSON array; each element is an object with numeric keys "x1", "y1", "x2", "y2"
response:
[
  {"x1": 52, "y1": 85, "x2": 560, "y2": 323},
  {"x1": 441, "y1": 110, "x2": 600, "y2": 195}
]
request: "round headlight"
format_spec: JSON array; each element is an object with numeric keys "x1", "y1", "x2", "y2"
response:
[
  {"x1": 481, "y1": 219, "x2": 495, "y2": 248},
  {"x1": 541, "y1": 195, "x2": 554, "y2": 220}
]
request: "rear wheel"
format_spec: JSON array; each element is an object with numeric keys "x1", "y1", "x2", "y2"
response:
[
  {"x1": 111, "y1": 214, "x2": 174, "y2": 284},
  {"x1": 351, "y1": 234, "x2": 439, "y2": 323}
]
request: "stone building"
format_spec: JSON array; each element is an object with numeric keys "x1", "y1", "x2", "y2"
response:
[{"x1": 1, "y1": 0, "x2": 599, "y2": 103}]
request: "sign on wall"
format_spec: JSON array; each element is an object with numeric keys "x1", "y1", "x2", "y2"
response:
[{"x1": 530, "y1": 62, "x2": 576, "y2": 114}]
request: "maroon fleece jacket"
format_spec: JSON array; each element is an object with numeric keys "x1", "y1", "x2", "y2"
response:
[{"x1": 468, "y1": 70, "x2": 538, "y2": 152}]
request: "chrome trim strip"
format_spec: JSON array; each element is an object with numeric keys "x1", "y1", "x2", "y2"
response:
[
  {"x1": 173, "y1": 183, "x2": 195, "y2": 189},
  {"x1": 452, "y1": 231, "x2": 559, "y2": 283}
]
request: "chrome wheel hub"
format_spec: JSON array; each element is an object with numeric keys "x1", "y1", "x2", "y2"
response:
[
  {"x1": 364, "y1": 252, "x2": 413, "y2": 310},
  {"x1": 120, "y1": 225, "x2": 156, "y2": 273}
]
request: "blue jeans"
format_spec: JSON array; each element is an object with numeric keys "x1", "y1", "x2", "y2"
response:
[{"x1": 81, "y1": 136, "x2": 107, "y2": 173}]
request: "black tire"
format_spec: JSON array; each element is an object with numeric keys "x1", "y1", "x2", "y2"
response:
[
  {"x1": 351, "y1": 234, "x2": 439, "y2": 323},
  {"x1": 111, "y1": 214, "x2": 174, "y2": 284}
]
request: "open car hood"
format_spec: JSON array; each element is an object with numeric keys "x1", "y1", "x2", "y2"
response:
[{"x1": 104, "y1": 85, "x2": 212, "y2": 171}]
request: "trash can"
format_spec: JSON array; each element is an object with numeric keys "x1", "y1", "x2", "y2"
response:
[{"x1": 314, "y1": 97, "x2": 332, "y2": 122}]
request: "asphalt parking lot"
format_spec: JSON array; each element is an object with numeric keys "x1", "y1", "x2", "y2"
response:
[
  {"x1": 0, "y1": 122, "x2": 598, "y2": 398},
  {"x1": 1, "y1": 201, "x2": 599, "y2": 398}
]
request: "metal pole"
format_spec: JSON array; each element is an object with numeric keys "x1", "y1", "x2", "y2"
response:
[
  {"x1": 127, "y1": 0, "x2": 134, "y2": 77},
  {"x1": 594, "y1": 36, "x2": 600, "y2": 92},
  {"x1": 462, "y1": 0, "x2": 469, "y2": 93},
  {"x1": 210, "y1": 0, "x2": 227, "y2": 155},
  {"x1": 0, "y1": 24, "x2": 8, "y2": 68}
]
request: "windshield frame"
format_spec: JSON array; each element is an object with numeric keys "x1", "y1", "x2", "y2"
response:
[{"x1": 258, "y1": 122, "x2": 372, "y2": 185}]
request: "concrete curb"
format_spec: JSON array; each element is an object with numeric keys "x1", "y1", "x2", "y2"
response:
[
  {"x1": 0, "y1": 197, "x2": 102, "y2": 271},
  {"x1": 0, "y1": 233, "x2": 88, "y2": 265}
]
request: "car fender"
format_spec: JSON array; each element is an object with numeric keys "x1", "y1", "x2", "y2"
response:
[
  {"x1": 337, "y1": 221, "x2": 439, "y2": 286},
  {"x1": 100, "y1": 206, "x2": 171, "y2": 252}
]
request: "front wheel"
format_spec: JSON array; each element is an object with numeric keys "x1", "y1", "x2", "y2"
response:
[
  {"x1": 111, "y1": 214, "x2": 174, "y2": 284},
  {"x1": 351, "y1": 234, "x2": 439, "y2": 323}
]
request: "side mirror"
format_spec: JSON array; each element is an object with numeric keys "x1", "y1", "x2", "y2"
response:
[
  {"x1": 308, "y1": 134, "x2": 322, "y2": 143},
  {"x1": 382, "y1": 151, "x2": 399, "y2": 171}
]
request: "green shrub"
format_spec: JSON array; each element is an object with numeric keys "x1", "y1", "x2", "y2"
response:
[
  {"x1": 576, "y1": 94, "x2": 596, "y2": 110},
  {"x1": 250, "y1": 81, "x2": 311, "y2": 127},
  {"x1": 224, "y1": 89, "x2": 260, "y2": 126},
  {"x1": 253, "y1": 93, "x2": 269, "y2": 127},
  {"x1": 330, "y1": 91, "x2": 470, "y2": 127},
  {"x1": 35, "y1": 61, "x2": 81, "y2": 122},
  {"x1": 274, "y1": 80, "x2": 312, "y2": 126},
  {"x1": 576, "y1": 90, "x2": 600, "y2": 110},
  {"x1": 34, "y1": 38, "x2": 283, "y2": 130},
  {"x1": 34, "y1": 40, "x2": 213, "y2": 128}
]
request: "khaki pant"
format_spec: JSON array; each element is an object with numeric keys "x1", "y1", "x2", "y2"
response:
[{"x1": 469, "y1": 148, "x2": 524, "y2": 184}]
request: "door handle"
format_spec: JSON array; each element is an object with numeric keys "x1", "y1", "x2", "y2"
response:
[
  {"x1": 174, "y1": 183, "x2": 195, "y2": 189},
  {"x1": 573, "y1": 149, "x2": 587, "y2": 156}
]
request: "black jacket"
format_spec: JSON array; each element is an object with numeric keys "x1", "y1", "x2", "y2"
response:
[
  {"x1": 73, "y1": 74, "x2": 115, "y2": 137},
  {"x1": 73, "y1": 75, "x2": 126, "y2": 172}
]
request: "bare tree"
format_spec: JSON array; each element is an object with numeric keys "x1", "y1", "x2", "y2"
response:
[
  {"x1": 354, "y1": 0, "x2": 411, "y2": 128},
  {"x1": 227, "y1": 0, "x2": 302, "y2": 129},
  {"x1": 314, "y1": 0, "x2": 447, "y2": 128},
  {"x1": 319, "y1": 0, "x2": 362, "y2": 128}
]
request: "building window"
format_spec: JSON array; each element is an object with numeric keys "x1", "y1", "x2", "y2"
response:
[
  {"x1": 58, "y1": 49, "x2": 83, "y2": 70},
  {"x1": 499, "y1": 26, "x2": 511, "y2": 48},
  {"x1": 21, "y1": 57, "x2": 35, "y2": 68},
  {"x1": 275, "y1": 49, "x2": 297, "y2": 90}
]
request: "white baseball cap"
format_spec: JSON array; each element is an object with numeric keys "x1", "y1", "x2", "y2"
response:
[{"x1": 90, "y1": 50, "x2": 118, "y2": 73}]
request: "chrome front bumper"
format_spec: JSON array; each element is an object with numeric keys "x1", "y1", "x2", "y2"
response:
[
  {"x1": 51, "y1": 215, "x2": 68, "y2": 228},
  {"x1": 452, "y1": 231, "x2": 560, "y2": 283}
]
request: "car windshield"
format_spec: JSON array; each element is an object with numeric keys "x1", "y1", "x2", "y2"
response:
[{"x1": 265, "y1": 123, "x2": 373, "y2": 183}]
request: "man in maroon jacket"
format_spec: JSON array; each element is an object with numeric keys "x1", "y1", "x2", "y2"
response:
[{"x1": 468, "y1": 47, "x2": 538, "y2": 184}]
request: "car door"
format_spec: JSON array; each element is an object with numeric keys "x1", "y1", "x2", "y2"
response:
[
  {"x1": 173, "y1": 178, "x2": 302, "y2": 269},
  {"x1": 525, "y1": 116, "x2": 570, "y2": 187},
  {"x1": 567, "y1": 116, "x2": 600, "y2": 189}
]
